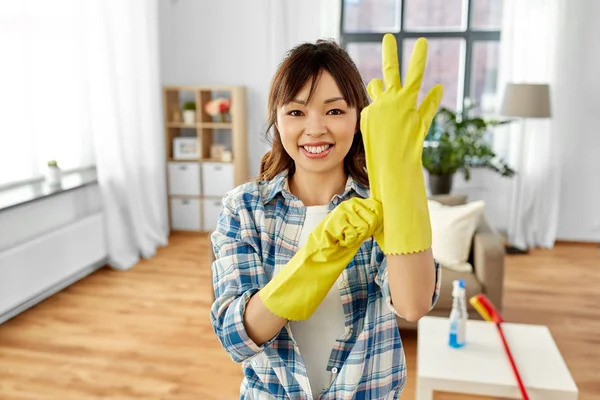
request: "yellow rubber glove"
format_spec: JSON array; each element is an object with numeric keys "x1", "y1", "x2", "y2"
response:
[
  {"x1": 259, "y1": 197, "x2": 382, "y2": 321},
  {"x1": 360, "y1": 34, "x2": 444, "y2": 255}
]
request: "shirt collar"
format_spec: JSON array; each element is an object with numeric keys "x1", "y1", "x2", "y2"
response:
[{"x1": 262, "y1": 169, "x2": 370, "y2": 204}]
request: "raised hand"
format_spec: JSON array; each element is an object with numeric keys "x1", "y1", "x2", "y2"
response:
[{"x1": 360, "y1": 34, "x2": 444, "y2": 255}]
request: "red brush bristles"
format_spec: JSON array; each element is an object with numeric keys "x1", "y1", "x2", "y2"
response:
[{"x1": 473, "y1": 294, "x2": 504, "y2": 323}]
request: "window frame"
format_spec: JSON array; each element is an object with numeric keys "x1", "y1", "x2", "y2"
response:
[{"x1": 339, "y1": 0, "x2": 501, "y2": 114}]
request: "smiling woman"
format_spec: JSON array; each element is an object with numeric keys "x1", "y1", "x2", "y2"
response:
[
  {"x1": 277, "y1": 71, "x2": 359, "y2": 203},
  {"x1": 259, "y1": 40, "x2": 370, "y2": 190},
  {"x1": 209, "y1": 36, "x2": 442, "y2": 400}
]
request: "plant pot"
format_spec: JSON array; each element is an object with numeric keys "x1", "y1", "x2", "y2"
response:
[
  {"x1": 183, "y1": 110, "x2": 196, "y2": 125},
  {"x1": 45, "y1": 166, "x2": 62, "y2": 186},
  {"x1": 429, "y1": 173, "x2": 453, "y2": 195}
]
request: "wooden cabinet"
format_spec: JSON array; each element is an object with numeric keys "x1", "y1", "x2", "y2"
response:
[{"x1": 163, "y1": 86, "x2": 248, "y2": 233}]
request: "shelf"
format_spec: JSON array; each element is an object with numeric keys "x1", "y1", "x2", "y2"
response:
[
  {"x1": 201, "y1": 122, "x2": 232, "y2": 129},
  {"x1": 167, "y1": 158, "x2": 234, "y2": 164},
  {"x1": 163, "y1": 85, "x2": 248, "y2": 235},
  {"x1": 202, "y1": 158, "x2": 234, "y2": 164},
  {"x1": 167, "y1": 158, "x2": 200, "y2": 163},
  {"x1": 165, "y1": 122, "x2": 232, "y2": 129},
  {"x1": 166, "y1": 122, "x2": 197, "y2": 128}
]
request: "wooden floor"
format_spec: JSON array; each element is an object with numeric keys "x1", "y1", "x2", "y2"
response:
[{"x1": 0, "y1": 233, "x2": 598, "y2": 400}]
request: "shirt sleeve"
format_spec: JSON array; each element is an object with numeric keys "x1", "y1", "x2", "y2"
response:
[
  {"x1": 209, "y1": 194, "x2": 276, "y2": 364},
  {"x1": 373, "y1": 243, "x2": 442, "y2": 318}
]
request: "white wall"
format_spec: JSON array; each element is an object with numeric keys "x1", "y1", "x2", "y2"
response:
[
  {"x1": 467, "y1": 1, "x2": 600, "y2": 242},
  {"x1": 554, "y1": 1, "x2": 600, "y2": 242},
  {"x1": 158, "y1": 0, "x2": 600, "y2": 242},
  {"x1": 158, "y1": 0, "x2": 328, "y2": 176}
]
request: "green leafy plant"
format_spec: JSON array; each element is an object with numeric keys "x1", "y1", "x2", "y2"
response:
[
  {"x1": 182, "y1": 101, "x2": 196, "y2": 111},
  {"x1": 47, "y1": 160, "x2": 59, "y2": 168},
  {"x1": 423, "y1": 104, "x2": 516, "y2": 181}
]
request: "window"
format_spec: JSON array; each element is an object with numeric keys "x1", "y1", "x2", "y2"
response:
[
  {"x1": 0, "y1": 1, "x2": 95, "y2": 188},
  {"x1": 341, "y1": 0, "x2": 503, "y2": 115}
]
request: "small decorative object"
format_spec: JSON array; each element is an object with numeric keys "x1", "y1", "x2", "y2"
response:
[
  {"x1": 173, "y1": 137, "x2": 199, "y2": 160},
  {"x1": 172, "y1": 109, "x2": 182, "y2": 123},
  {"x1": 182, "y1": 101, "x2": 196, "y2": 125},
  {"x1": 221, "y1": 150, "x2": 233, "y2": 162},
  {"x1": 210, "y1": 144, "x2": 225, "y2": 160},
  {"x1": 45, "y1": 160, "x2": 62, "y2": 186},
  {"x1": 205, "y1": 98, "x2": 231, "y2": 122},
  {"x1": 423, "y1": 100, "x2": 516, "y2": 195}
]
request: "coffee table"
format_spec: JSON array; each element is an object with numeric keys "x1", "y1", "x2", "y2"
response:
[{"x1": 416, "y1": 316, "x2": 578, "y2": 399}]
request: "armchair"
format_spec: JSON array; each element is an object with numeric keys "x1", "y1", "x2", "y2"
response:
[{"x1": 396, "y1": 194, "x2": 506, "y2": 330}]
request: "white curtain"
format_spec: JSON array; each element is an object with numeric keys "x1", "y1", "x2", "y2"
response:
[
  {"x1": 85, "y1": 0, "x2": 168, "y2": 270},
  {"x1": 267, "y1": 0, "x2": 341, "y2": 72},
  {"x1": 0, "y1": 1, "x2": 96, "y2": 186},
  {"x1": 494, "y1": 0, "x2": 569, "y2": 249},
  {"x1": 0, "y1": 1, "x2": 167, "y2": 268}
]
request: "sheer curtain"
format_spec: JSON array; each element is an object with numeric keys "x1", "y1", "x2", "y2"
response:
[
  {"x1": 85, "y1": 0, "x2": 168, "y2": 270},
  {"x1": 494, "y1": 0, "x2": 569, "y2": 249},
  {"x1": 0, "y1": 1, "x2": 95, "y2": 186},
  {"x1": 0, "y1": 0, "x2": 168, "y2": 269}
]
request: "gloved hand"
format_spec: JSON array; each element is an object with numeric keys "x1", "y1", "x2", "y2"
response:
[
  {"x1": 259, "y1": 197, "x2": 382, "y2": 321},
  {"x1": 360, "y1": 34, "x2": 444, "y2": 255}
]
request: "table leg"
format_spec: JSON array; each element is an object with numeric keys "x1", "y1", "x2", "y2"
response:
[{"x1": 416, "y1": 381, "x2": 434, "y2": 400}]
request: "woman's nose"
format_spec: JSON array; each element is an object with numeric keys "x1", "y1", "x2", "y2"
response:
[{"x1": 305, "y1": 114, "x2": 326, "y2": 136}]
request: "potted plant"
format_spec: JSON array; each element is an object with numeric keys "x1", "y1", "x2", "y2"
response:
[
  {"x1": 422, "y1": 103, "x2": 516, "y2": 195},
  {"x1": 45, "y1": 160, "x2": 61, "y2": 186},
  {"x1": 182, "y1": 101, "x2": 196, "y2": 124}
]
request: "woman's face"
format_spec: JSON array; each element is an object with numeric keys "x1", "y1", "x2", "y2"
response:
[{"x1": 276, "y1": 70, "x2": 358, "y2": 177}]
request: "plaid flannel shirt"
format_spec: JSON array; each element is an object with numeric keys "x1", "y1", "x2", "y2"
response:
[{"x1": 210, "y1": 170, "x2": 441, "y2": 399}]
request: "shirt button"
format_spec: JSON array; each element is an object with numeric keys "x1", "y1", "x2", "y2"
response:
[
  {"x1": 340, "y1": 280, "x2": 348, "y2": 288},
  {"x1": 331, "y1": 367, "x2": 338, "y2": 374}
]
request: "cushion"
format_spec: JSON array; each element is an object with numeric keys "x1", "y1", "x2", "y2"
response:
[
  {"x1": 428, "y1": 194, "x2": 468, "y2": 207},
  {"x1": 428, "y1": 200, "x2": 485, "y2": 273}
]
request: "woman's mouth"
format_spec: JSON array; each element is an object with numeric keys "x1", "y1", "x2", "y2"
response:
[{"x1": 299, "y1": 144, "x2": 334, "y2": 159}]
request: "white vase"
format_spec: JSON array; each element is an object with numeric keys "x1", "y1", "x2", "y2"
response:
[
  {"x1": 183, "y1": 110, "x2": 196, "y2": 125},
  {"x1": 45, "y1": 167, "x2": 62, "y2": 186}
]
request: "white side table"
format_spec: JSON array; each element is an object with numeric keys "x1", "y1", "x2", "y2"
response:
[{"x1": 416, "y1": 316, "x2": 578, "y2": 400}]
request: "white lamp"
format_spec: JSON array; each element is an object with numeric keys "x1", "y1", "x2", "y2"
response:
[{"x1": 499, "y1": 83, "x2": 552, "y2": 253}]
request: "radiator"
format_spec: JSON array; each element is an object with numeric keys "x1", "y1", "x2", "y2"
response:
[{"x1": 0, "y1": 212, "x2": 107, "y2": 324}]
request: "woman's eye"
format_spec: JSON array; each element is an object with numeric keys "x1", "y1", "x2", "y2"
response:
[
  {"x1": 327, "y1": 109, "x2": 344, "y2": 115},
  {"x1": 289, "y1": 110, "x2": 304, "y2": 117}
]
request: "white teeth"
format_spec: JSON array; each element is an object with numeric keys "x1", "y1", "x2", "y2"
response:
[{"x1": 303, "y1": 144, "x2": 331, "y2": 154}]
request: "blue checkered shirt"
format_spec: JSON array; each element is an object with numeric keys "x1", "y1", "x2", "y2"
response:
[{"x1": 210, "y1": 170, "x2": 441, "y2": 399}]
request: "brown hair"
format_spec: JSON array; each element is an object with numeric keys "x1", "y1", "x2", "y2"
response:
[{"x1": 258, "y1": 39, "x2": 370, "y2": 186}]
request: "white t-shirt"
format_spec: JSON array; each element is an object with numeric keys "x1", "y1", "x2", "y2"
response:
[{"x1": 288, "y1": 205, "x2": 346, "y2": 399}]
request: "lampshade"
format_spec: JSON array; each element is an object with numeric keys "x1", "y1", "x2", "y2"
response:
[{"x1": 499, "y1": 83, "x2": 552, "y2": 118}]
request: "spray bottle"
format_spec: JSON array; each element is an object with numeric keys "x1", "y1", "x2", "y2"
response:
[{"x1": 449, "y1": 278, "x2": 467, "y2": 348}]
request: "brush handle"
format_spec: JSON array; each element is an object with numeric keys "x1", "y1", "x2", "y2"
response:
[{"x1": 496, "y1": 323, "x2": 529, "y2": 400}]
